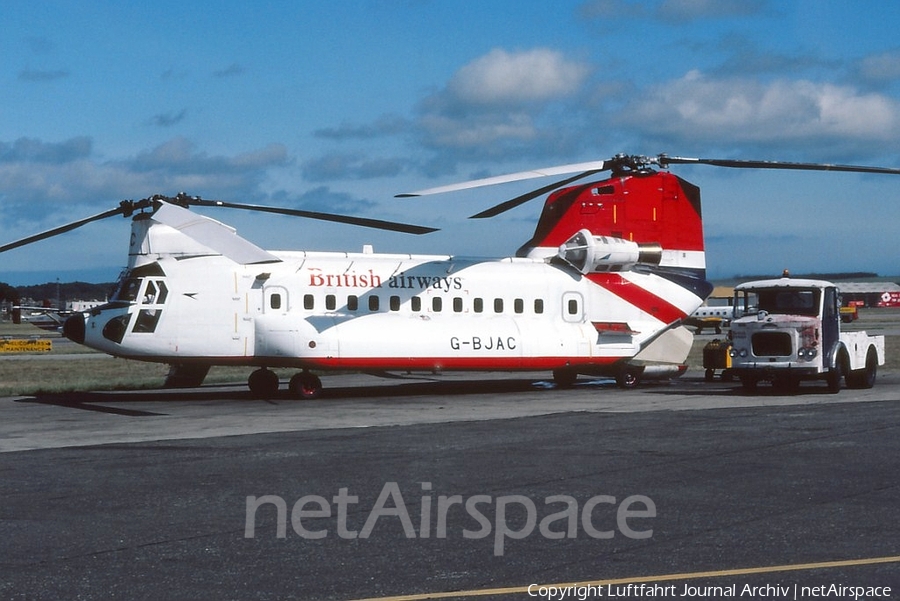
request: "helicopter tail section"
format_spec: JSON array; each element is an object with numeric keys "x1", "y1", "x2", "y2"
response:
[{"x1": 518, "y1": 170, "x2": 706, "y2": 279}]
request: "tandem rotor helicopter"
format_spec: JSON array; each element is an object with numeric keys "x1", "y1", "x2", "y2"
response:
[{"x1": 3, "y1": 153, "x2": 899, "y2": 398}]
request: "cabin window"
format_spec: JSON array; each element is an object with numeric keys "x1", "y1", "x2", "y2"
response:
[
  {"x1": 494, "y1": 298, "x2": 504, "y2": 313},
  {"x1": 325, "y1": 295, "x2": 336, "y2": 311},
  {"x1": 453, "y1": 297, "x2": 463, "y2": 313},
  {"x1": 304, "y1": 294, "x2": 315, "y2": 310},
  {"x1": 411, "y1": 297, "x2": 421, "y2": 312},
  {"x1": 432, "y1": 297, "x2": 443, "y2": 312},
  {"x1": 534, "y1": 299, "x2": 544, "y2": 314},
  {"x1": 270, "y1": 293, "x2": 282, "y2": 310},
  {"x1": 562, "y1": 292, "x2": 583, "y2": 322},
  {"x1": 390, "y1": 296, "x2": 401, "y2": 311},
  {"x1": 347, "y1": 295, "x2": 358, "y2": 311},
  {"x1": 473, "y1": 298, "x2": 483, "y2": 313},
  {"x1": 514, "y1": 298, "x2": 524, "y2": 314},
  {"x1": 368, "y1": 296, "x2": 380, "y2": 311}
]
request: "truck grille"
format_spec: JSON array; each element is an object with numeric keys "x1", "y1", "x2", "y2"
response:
[{"x1": 751, "y1": 331, "x2": 792, "y2": 357}]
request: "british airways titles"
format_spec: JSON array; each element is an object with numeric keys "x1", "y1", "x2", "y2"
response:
[{"x1": 307, "y1": 268, "x2": 463, "y2": 293}]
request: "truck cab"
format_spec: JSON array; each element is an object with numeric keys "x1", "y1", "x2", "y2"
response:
[{"x1": 729, "y1": 277, "x2": 883, "y2": 392}]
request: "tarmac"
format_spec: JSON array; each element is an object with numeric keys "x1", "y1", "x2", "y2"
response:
[{"x1": 1, "y1": 371, "x2": 899, "y2": 600}]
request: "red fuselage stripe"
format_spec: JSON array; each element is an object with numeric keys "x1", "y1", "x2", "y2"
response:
[
  {"x1": 292, "y1": 356, "x2": 620, "y2": 371},
  {"x1": 588, "y1": 273, "x2": 688, "y2": 324},
  {"x1": 125, "y1": 355, "x2": 622, "y2": 371}
]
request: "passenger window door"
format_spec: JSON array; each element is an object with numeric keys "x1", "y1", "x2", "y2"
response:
[
  {"x1": 562, "y1": 292, "x2": 583, "y2": 323},
  {"x1": 264, "y1": 286, "x2": 289, "y2": 313}
]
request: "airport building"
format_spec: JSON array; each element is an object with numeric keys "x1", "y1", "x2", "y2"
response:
[{"x1": 836, "y1": 282, "x2": 900, "y2": 307}]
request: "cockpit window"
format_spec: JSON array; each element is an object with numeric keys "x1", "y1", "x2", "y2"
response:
[
  {"x1": 112, "y1": 278, "x2": 142, "y2": 302},
  {"x1": 156, "y1": 281, "x2": 168, "y2": 304},
  {"x1": 109, "y1": 277, "x2": 169, "y2": 335},
  {"x1": 144, "y1": 281, "x2": 158, "y2": 304}
]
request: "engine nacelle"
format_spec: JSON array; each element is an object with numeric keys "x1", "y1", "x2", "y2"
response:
[{"x1": 558, "y1": 229, "x2": 662, "y2": 274}]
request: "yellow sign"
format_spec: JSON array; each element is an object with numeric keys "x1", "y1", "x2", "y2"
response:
[{"x1": 0, "y1": 339, "x2": 53, "y2": 353}]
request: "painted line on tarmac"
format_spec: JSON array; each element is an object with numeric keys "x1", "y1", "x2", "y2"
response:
[{"x1": 345, "y1": 554, "x2": 900, "y2": 601}]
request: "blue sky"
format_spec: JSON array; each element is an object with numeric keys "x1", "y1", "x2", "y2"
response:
[{"x1": 2, "y1": 0, "x2": 900, "y2": 286}]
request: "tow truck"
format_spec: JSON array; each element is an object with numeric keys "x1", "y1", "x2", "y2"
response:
[{"x1": 729, "y1": 276, "x2": 884, "y2": 393}]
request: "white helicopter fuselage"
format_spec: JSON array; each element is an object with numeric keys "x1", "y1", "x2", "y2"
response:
[{"x1": 81, "y1": 248, "x2": 699, "y2": 375}]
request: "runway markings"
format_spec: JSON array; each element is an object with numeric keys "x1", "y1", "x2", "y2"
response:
[{"x1": 345, "y1": 554, "x2": 900, "y2": 601}]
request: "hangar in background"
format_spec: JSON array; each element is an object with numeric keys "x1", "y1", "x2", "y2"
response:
[
  {"x1": 837, "y1": 282, "x2": 900, "y2": 307},
  {"x1": 703, "y1": 281, "x2": 900, "y2": 309}
]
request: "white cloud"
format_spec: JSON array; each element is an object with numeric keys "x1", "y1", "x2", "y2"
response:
[
  {"x1": 857, "y1": 50, "x2": 900, "y2": 84},
  {"x1": 418, "y1": 113, "x2": 537, "y2": 149},
  {"x1": 656, "y1": 0, "x2": 765, "y2": 22},
  {"x1": 446, "y1": 48, "x2": 590, "y2": 106},
  {"x1": 626, "y1": 70, "x2": 900, "y2": 143},
  {"x1": 0, "y1": 137, "x2": 291, "y2": 217}
]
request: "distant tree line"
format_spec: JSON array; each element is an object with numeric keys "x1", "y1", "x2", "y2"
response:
[
  {"x1": 733, "y1": 272, "x2": 879, "y2": 281},
  {"x1": 0, "y1": 282, "x2": 20, "y2": 304},
  {"x1": 0, "y1": 281, "x2": 115, "y2": 304}
]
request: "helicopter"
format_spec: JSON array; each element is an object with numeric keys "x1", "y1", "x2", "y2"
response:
[{"x1": 2, "y1": 154, "x2": 899, "y2": 398}]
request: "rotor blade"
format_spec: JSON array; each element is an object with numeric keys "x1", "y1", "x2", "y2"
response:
[
  {"x1": 152, "y1": 202, "x2": 281, "y2": 264},
  {"x1": 396, "y1": 160, "x2": 610, "y2": 198},
  {"x1": 660, "y1": 155, "x2": 900, "y2": 176},
  {"x1": 469, "y1": 168, "x2": 607, "y2": 219},
  {"x1": 188, "y1": 199, "x2": 438, "y2": 235},
  {"x1": 0, "y1": 206, "x2": 125, "y2": 253}
]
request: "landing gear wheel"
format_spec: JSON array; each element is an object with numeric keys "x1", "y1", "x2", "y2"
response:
[
  {"x1": 616, "y1": 366, "x2": 641, "y2": 389},
  {"x1": 289, "y1": 372, "x2": 323, "y2": 400},
  {"x1": 248, "y1": 368, "x2": 280, "y2": 398},
  {"x1": 552, "y1": 368, "x2": 578, "y2": 389}
]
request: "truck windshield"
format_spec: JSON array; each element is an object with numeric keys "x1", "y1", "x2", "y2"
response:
[{"x1": 756, "y1": 288, "x2": 820, "y2": 316}]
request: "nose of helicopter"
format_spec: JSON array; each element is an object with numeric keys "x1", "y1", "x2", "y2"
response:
[{"x1": 63, "y1": 313, "x2": 86, "y2": 344}]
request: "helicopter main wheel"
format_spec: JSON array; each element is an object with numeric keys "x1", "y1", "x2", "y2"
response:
[
  {"x1": 552, "y1": 368, "x2": 578, "y2": 389},
  {"x1": 289, "y1": 372, "x2": 323, "y2": 400},
  {"x1": 248, "y1": 368, "x2": 280, "y2": 398},
  {"x1": 615, "y1": 366, "x2": 642, "y2": 389}
]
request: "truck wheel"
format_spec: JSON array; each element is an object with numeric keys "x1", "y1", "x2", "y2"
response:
[
  {"x1": 848, "y1": 347, "x2": 878, "y2": 389},
  {"x1": 827, "y1": 350, "x2": 847, "y2": 394}
]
